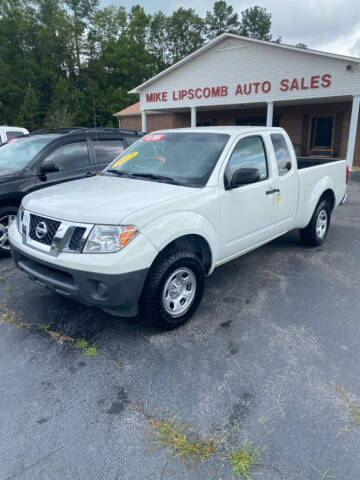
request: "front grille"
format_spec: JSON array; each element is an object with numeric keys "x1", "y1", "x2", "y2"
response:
[
  {"x1": 69, "y1": 227, "x2": 86, "y2": 251},
  {"x1": 29, "y1": 214, "x2": 61, "y2": 246}
]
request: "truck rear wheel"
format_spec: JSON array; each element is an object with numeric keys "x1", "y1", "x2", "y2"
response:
[
  {"x1": 141, "y1": 250, "x2": 205, "y2": 330},
  {"x1": 299, "y1": 199, "x2": 331, "y2": 247}
]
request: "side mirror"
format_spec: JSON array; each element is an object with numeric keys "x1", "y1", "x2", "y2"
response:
[
  {"x1": 40, "y1": 162, "x2": 59, "y2": 174},
  {"x1": 230, "y1": 167, "x2": 260, "y2": 189}
]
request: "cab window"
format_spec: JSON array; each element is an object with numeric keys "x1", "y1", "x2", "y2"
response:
[
  {"x1": 228, "y1": 136, "x2": 268, "y2": 180},
  {"x1": 42, "y1": 141, "x2": 89, "y2": 171},
  {"x1": 93, "y1": 139, "x2": 125, "y2": 165},
  {"x1": 270, "y1": 133, "x2": 292, "y2": 176}
]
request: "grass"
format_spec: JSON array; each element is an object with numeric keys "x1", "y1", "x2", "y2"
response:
[
  {"x1": 0, "y1": 301, "x2": 17, "y2": 325},
  {"x1": 228, "y1": 443, "x2": 260, "y2": 479},
  {"x1": 74, "y1": 338, "x2": 99, "y2": 356},
  {"x1": 149, "y1": 418, "x2": 218, "y2": 463},
  {"x1": 3, "y1": 313, "x2": 98, "y2": 355},
  {"x1": 332, "y1": 382, "x2": 360, "y2": 424}
]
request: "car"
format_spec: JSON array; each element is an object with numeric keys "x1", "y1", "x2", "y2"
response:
[
  {"x1": 9, "y1": 127, "x2": 347, "y2": 329},
  {"x1": 0, "y1": 127, "x2": 142, "y2": 254},
  {"x1": 0, "y1": 126, "x2": 29, "y2": 145}
]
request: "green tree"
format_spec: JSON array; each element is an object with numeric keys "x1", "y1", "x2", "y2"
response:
[
  {"x1": 87, "y1": 5, "x2": 126, "y2": 59},
  {"x1": 16, "y1": 84, "x2": 40, "y2": 130},
  {"x1": 44, "y1": 77, "x2": 74, "y2": 127},
  {"x1": 63, "y1": 0, "x2": 99, "y2": 72},
  {"x1": 205, "y1": 1, "x2": 240, "y2": 40},
  {"x1": 149, "y1": 11, "x2": 170, "y2": 70},
  {"x1": 167, "y1": 8, "x2": 205, "y2": 63},
  {"x1": 240, "y1": 6, "x2": 272, "y2": 41}
]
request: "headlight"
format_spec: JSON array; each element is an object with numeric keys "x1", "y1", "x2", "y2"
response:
[
  {"x1": 17, "y1": 207, "x2": 24, "y2": 233},
  {"x1": 83, "y1": 225, "x2": 138, "y2": 253}
]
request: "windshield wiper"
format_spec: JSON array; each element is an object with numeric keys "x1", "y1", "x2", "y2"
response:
[
  {"x1": 131, "y1": 173, "x2": 181, "y2": 185},
  {"x1": 106, "y1": 169, "x2": 135, "y2": 178}
]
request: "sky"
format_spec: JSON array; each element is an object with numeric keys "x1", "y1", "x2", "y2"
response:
[{"x1": 102, "y1": 0, "x2": 360, "y2": 58}]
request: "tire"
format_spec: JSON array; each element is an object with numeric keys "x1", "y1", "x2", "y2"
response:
[
  {"x1": 141, "y1": 250, "x2": 205, "y2": 330},
  {"x1": 299, "y1": 199, "x2": 331, "y2": 247},
  {"x1": 0, "y1": 206, "x2": 18, "y2": 256}
]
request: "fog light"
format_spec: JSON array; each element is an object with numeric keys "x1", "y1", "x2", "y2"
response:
[{"x1": 97, "y1": 282, "x2": 108, "y2": 299}]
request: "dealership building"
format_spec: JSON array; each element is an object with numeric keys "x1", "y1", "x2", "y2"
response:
[{"x1": 114, "y1": 33, "x2": 360, "y2": 169}]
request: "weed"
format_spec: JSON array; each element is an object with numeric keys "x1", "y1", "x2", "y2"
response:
[
  {"x1": 38, "y1": 323, "x2": 51, "y2": 331},
  {"x1": 15, "y1": 321, "x2": 31, "y2": 329},
  {"x1": 0, "y1": 301, "x2": 17, "y2": 324},
  {"x1": 74, "y1": 338, "x2": 99, "y2": 356},
  {"x1": 228, "y1": 442, "x2": 259, "y2": 479},
  {"x1": 149, "y1": 418, "x2": 218, "y2": 463},
  {"x1": 331, "y1": 382, "x2": 360, "y2": 424}
]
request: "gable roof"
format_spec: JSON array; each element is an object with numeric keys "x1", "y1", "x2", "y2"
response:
[
  {"x1": 129, "y1": 33, "x2": 360, "y2": 94},
  {"x1": 113, "y1": 101, "x2": 164, "y2": 117},
  {"x1": 114, "y1": 102, "x2": 141, "y2": 117}
]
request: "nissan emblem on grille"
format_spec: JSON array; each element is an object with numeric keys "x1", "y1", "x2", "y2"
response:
[{"x1": 35, "y1": 221, "x2": 48, "y2": 239}]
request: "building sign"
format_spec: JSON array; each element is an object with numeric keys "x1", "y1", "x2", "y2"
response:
[{"x1": 145, "y1": 73, "x2": 332, "y2": 103}]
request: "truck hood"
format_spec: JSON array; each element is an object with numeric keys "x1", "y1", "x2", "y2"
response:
[{"x1": 23, "y1": 175, "x2": 194, "y2": 224}]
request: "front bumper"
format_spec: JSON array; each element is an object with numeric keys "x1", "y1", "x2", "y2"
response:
[{"x1": 11, "y1": 245, "x2": 148, "y2": 317}]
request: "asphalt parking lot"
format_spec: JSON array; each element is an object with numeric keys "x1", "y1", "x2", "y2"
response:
[{"x1": 1, "y1": 176, "x2": 360, "y2": 480}]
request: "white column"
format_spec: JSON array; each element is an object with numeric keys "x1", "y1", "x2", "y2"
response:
[
  {"x1": 346, "y1": 95, "x2": 360, "y2": 169},
  {"x1": 266, "y1": 101, "x2": 274, "y2": 127},
  {"x1": 141, "y1": 110, "x2": 147, "y2": 133},
  {"x1": 118, "y1": 117, "x2": 121, "y2": 129},
  {"x1": 191, "y1": 106, "x2": 197, "y2": 127}
]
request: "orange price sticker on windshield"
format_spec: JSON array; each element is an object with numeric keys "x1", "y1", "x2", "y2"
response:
[
  {"x1": 142, "y1": 134, "x2": 166, "y2": 142},
  {"x1": 112, "y1": 151, "x2": 138, "y2": 167}
]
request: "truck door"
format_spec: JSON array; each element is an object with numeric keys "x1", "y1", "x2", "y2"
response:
[
  {"x1": 219, "y1": 134, "x2": 282, "y2": 260},
  {"x1": 269, "y1": 133, "x2": 299, "y2": 230}
]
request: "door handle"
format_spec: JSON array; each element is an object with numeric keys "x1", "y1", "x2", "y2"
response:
[{"x1": 266, "y1": 188, "x2": 280, "y2": 195}]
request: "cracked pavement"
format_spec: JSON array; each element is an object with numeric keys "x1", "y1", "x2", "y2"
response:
[{"x1": 0, "y1": 175, "x2": 360, "y2": 480}]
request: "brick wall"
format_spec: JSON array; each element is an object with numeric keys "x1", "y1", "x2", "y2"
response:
[
  {"x1": 119, "y1": 103, "x2": 360, "y2": 167},
  {"x1": 119, "y1": 113, "x2": 176, "y2": 132}
]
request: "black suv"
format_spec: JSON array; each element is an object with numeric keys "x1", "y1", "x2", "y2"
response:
[{"x1": 0, "y1": 127, "x2": 142, "y2": 254}]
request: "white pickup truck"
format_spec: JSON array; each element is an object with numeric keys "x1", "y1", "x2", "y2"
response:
[
  {"x1": 9, "y1": 127, "x2": 348, "y2": 329},
  {"x1": 0, "y1": 126, "x2": 29, "y2": 145}
]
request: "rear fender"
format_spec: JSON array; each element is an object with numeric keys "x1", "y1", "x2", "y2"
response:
[{"x1": 297, "y1": 176, "x2": 335, "y2": 228}]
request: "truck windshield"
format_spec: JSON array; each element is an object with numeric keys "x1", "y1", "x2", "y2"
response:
[
  {"x1": 0, "y1": 135, "x2": 59, "y2": 171},
  {"x1": 105, "y1": 132, "x2": 230, "y2": 187}
]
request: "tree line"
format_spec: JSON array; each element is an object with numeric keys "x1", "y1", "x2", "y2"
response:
[{"x1": 0, "y1": 0, "x2": 305, "y2": 130}]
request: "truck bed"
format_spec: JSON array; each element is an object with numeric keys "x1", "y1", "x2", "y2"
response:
[{"x1": 297, "y1": 157, "x2": 342, "y2": 170}]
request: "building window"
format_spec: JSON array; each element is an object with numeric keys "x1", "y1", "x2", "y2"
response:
[{"x1": 309, "y1": 116, "x2": 334, "y2": 154}]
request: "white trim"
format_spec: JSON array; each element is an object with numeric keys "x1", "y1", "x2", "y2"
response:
[
  {"x1": 346, "y1": 95, "x2": 360, "y2": 169},
  {"x1": 129, "y1": 33, "x2": 360, "y2": 94},
  {"x1": 141, "y1": 110, "x2": 147, "y2": 133},
  {"x1": 191, "y1": 106, "x2": 197, "y2": 127},
  {"x1": 266, "y1": 102, "x2": 274, "y2": 127}
]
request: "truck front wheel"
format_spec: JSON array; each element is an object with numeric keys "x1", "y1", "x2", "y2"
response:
[
  {"x1": 0, "y1": 206, "x2": 18, "y2": 256},
  {"x1": 141, "y1": 250, "x2": 205, "y2": 330},
  {"x1": 299, "y1": 199, "x2": 331, "y2": 247}
]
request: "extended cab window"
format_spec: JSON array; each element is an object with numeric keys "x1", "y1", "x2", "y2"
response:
[
  {"x1": 93, "y1": 139, "x2": 125, "y2": 165},
  {"x1": 228, "y1": 136, "x2": 268, "y2": 180},
  {"x1": 270, "y1": 133, "x2": 292, "y2": 176},
  {"x1": 43, "y1": 141, "x2": 89, "y2": 171}
]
